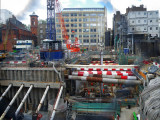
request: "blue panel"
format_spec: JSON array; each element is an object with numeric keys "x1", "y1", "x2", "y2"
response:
[{"x1": 40, "y1": 51, "x2": 63, "y2": 61}]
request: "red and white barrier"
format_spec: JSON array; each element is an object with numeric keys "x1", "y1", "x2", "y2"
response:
[
  {"x1": 76, "y1": 68, "x2": 132, "y2": 71},
  {"x1": 91, "y1": 61, "x2": 114, "y2": 63},
  {"x1": 153, "y1": 62, "x2": 160, "y2": 68},
  {"x1": 72, "y1": 71, "x2": 134, "y2": 76},
  {"x1": 5, "y1": 61, "x2": 27, "y2": 64}
]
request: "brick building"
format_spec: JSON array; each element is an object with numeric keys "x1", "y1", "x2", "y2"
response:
[{"x1": 0, "y1": 15, "x2": 37, "y2": 52}]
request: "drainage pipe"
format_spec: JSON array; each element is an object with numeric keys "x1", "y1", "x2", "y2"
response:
[
  {"x1": 50, "y1": 86, "x2": 63, "y2": 120},
  {"x1": 72, "y1": 71, "x2": 134, "y2": 76},
  {"x1": 68, "y1": 75, "x2": 142, "y2": 85},
  {"x1": 36, "y1": 85, "x2": 50, "y2": 113},
  {"x1": 0, "y1": 84, "x2": 24, "y2": 120},
  {"x1": 15, "y1": 85, "x2": 33, "y2": 117},
  {"x1": 0, "y1": 84, "x2": 12, "y2": 102},
  {"x1": 76, "y1": 68, "x2": 132, "y2": 71}
]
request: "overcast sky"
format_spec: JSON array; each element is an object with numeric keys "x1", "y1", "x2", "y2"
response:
[{"x1": 1, "y1": 0, "x2": 160, "y2": 28}]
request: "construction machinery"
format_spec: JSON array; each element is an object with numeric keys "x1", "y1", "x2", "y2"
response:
[{"x1": 55, "y1": 0, "x2": 80, "y2": 52}]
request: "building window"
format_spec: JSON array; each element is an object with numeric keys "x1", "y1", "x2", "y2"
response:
[
  {"x1": 150, "y1": 27, "x2": 152, "y2": 30},
  {"x1": 83, "y1": 34, "x2": 89, "y2": 38},
  {"x1": 91, "y1": 39, "x2": 96, "y2": 43},
  {"x1": 65, "y1": 24, "x2": 69, "y2": 27},
  {"x1": 144, "y1": 20, "x2": 146, "y2": 23},
  {"x1": 132, "y1": 28, "x2": 134, "y2": 31},
  {"x1": 71, "y1": 35, "x2": 74, "y2": 37},
  {"x1": 98, "y1": 14, "x2": 104, "y2": 16},
  {"x1": 144, "y1": 27, "x2": 146, "y2": 31},
  {"x1": 144, "y1": 12, "x2": 146, "y2": 15},
  {"x1": 156, "y1": 11, "x2": 158, "y2": 14},
  {"x1": 83, "y1": 14, "x2": 89, "y2": 16},
  {"x1": 79, "y1": 24, "x2": 82, "y2": 27},
  {"x1": 150, "y1": 12, "x2": 152, "y2": 15},
  {"x1": 62, "y1": 13, "x2": 69, "y2": 17},
  {"x1": 79, "y1": 18, "x2": 82, "y2": 22},
  {"x1": 90, "y1": 23, "x2": 96, "y2": 27},
  {"x1": 138, "y1": 12, "x2": 140, "y2": 15},
  {"x1": 90, "y1": 34, "x2": 96, "y2": 37},
  {"x1": 57, "y1": 29, "x2": 61, "y2": 33},
  {"x1": 71, "y1": 29, "x2": 77, "y2": 32},
  {"x1": 79, "y1": 35, "x2": 82, "y2": 38},
  {"x1": 67, "y1": 29, "x2": 69, "y2": 32},
  {"x1": 84, "y1": 39, "x2": 89, "y2": 43},
  {"x1": 83, "y1": 29, "x2": 89, "y2": 32},
  {"x1": 40, "y1": 29, "x2": 43, "y2": 33},
  {"x1": 64, "y1": 18, "x2": 69, "y2": 22},
  {"x1": 150, "y1": 20, "x2": 152, "y2": 23},
  {"x1": 83, "y1": 23, "x2": 89, "y2": 27},
  {"x1": 156, "y1": 27, "x2": 158, "y2": 30},
  {"x1": 57, "y1": 24, "x2": 61, "y2": 27},
  {"x1": 90, "y1": 29, "x2": 96, "y2": 32},
  {"x1": 90, "y1": 18, "x2": 96, "y2": 22},
  {"x1": 132, "y1": 21, "x2": 134, "y2": 23},
  {"x1": 79, "y1": 14, "x2": 82, "y2": 16},
  {"x1": 56, "y1": 35, "x2": 61, "y2": 39},
  {"x1": 71, "y1": 24, "x2": 77, "y2": 27},
  {"x1": 79, "y1": 29, "x2": 82, "y2": 32},
  {"x1": 90, "y1": 13, "x2": 97, "y2": 16},
  {"x1": 138, "y1": 20, "x2": 140, "y2": 23},
  {"x1": 71, "y1": 13, "x2": 77, "y2": 16}
]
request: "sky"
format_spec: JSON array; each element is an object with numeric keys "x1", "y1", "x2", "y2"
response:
[{"x1": 1, "y1": 0, "x2": 160, "y2": 28}]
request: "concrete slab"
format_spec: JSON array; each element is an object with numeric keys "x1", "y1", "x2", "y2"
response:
[{"x1": 0, "y1": 80, "x2": 65, "y2": 89}]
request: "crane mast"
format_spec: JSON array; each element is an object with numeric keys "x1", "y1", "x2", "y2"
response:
[{"x1": 46, "y1": 0, "x2": 56, "y2": 40}]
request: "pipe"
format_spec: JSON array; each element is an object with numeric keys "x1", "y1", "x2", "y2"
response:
[
  {"x1": 68, "y1": 75, "x2": 142, "y2": 85},
  {"x1": 15, "y1": 85, "x2": 33, "y2": 117},
  {"x1": 0, "y1": 84, "x2": 24, "y2": 120},
  {"x1": 72, "y1": 71, "x2": 134, "y2": 76},
  {"x1": 0, "y1": 84, "x2": 12, "y2": 102},
  {"x1": 77, "y1": 74, "x2": 137, "y2": 80},
  {"x1": 76, "y1": 68, "x2": 132, "y2": 71},
  {"x1": 90, "y1": 63, "x2": 118, "y2": 65},
  {"x1": 68, "y1": 97, "x2": 137, "y2": 103},
  {"x1": 36, "y1": 86, "x2": 50, "y2": 113},
  {"x1": 91, "y1": 61, "x2": 114, "y2": 63},
  {"x1": 65, "y1": 64, "x2": 139, "y2": 69},
  {"x1": 51, "y1": 62, "x2": 62, "y2": 82},
  {"x1": 50, "y1": 86, "x2": 63, "y2": 120}
]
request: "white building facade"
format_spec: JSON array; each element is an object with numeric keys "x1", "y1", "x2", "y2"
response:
[{"x1": 127, "y1": 10, "x2": 159, "y2": 37}]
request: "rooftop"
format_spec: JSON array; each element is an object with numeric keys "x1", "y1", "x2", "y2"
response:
[{"x1": 63, "y1": 8, "x2": 105, "y2": 12}]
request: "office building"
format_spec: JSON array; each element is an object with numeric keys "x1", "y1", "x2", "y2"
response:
[{"x1": 56, "y1": 7, "x2": 107, "y2": 50}]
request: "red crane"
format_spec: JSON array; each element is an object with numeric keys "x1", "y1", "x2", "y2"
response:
[{"x1": 55, "y1": 0, "x2": 80, "y2": 52}]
